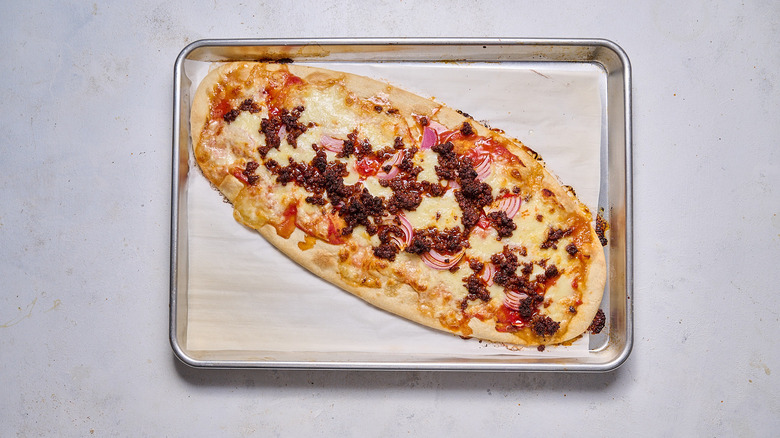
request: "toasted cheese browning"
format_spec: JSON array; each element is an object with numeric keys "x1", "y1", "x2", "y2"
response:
[{"x1": 191, "y1": 62, "x2": 606, "y2": 346}]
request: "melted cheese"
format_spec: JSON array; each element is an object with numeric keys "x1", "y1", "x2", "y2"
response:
[
  {"x1": 231, "y1": 110, "x2": 265, "y2": 138},
  {"x1": 361, "y1": 176, "x2": 394, "y2": 199},
  {"x1": 297, "y1": 85, "x2": 396, "y2": 149},
  {"x1": 221, "y1": 111, "x2": 265, "y2": 156},
  {"x1": 403, "y1": 191, "x2": 461, "y2": 230},
  {"x1": 265, "y1": 128, "x2": 318, "y2": 164},
  {"x1": 466, "y1": 228, "x2": 507, "y2": 261},
  {"x1": 414, "y1": 148, "x2": 440, "y2": 183}
]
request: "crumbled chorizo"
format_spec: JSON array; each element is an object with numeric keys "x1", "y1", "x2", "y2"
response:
[
  {"x1": 460, "y1": 122, "x2": 474, "y2": 137},
  {"x1": 373, "y1": 242, "x2": 400, "y2": 261},
  {"x1": 238, "y1": 98, "x2": 261, "y2": 113},
  {"x1": 588, "y1": 309, "x2": 606, "y2": 334},
  {"x1": 222, "y1": 109, "x2": 240, "y2": 123},
  {"x1": 532, "y1": 315, "x2": 560, "y2": 337},
  {"x1": 487, "y1": 211, "x2": 516, "y2": 239}
]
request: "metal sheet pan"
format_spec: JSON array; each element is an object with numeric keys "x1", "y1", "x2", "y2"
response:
[{"x1": 170, "y1": 38, "x2": 633, "y2": 371}]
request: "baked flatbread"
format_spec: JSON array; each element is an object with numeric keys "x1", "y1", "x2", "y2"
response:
[{"x1": 190, "y1": 62, "x2": 606, "y2": 346}]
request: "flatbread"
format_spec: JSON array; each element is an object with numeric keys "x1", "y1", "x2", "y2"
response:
[{"x1": 190, "y1": 62, "x2": 606, "y2": 346}]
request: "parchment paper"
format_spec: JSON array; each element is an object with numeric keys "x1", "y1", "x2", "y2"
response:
[{"x1": 183, "y1": 59, "x2": 605, "y2": 359}]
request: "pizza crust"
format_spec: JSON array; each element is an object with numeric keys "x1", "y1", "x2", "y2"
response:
[{"x1": 190, "y1": 62, "x2": 606, "y2": 347}]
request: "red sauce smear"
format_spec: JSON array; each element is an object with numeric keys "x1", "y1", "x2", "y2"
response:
[
  {"x1": 211, "y1": 98, "x2": 232, "y2": 120},
  {"x1": 472, "y1": 138, "x2": 523, "y2": 165},
  {"x1": 325, "y1": 217, "x2": 346, "y2": 245},
  {"x1": 231, "y1": 167, "x2": 249, "y2": 184},
  {"x1": 274, "y1": 204, "x2": 298, "y2": 239},
  {"x1": 495, "y1": 306, "x2": 527, "y2": 333},
  {"x1": 355, "y1": 156, "x2": 382, "y2": 178},
  {"x1": 265, "y1": 71, "x2": 305, "y2": 118}
]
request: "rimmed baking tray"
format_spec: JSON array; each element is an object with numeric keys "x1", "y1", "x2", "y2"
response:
[{"x1": 170, "y1": 38, "x2": 633, "y2": 371}]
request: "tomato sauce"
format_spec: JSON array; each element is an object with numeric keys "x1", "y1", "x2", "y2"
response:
[
  {"x1": 355, "y1": 156, "x2": 382, "y2": 178},
  {"x1": 274, "y1": 204, "x2": 298, "y2": 239},
  {"x1": 211, "y1": 98, "x2": 232, "y2": 120}
]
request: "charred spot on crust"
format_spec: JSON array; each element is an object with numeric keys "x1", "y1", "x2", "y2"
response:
[
  {"x1": 459, "y1": 122, "x2": 474, "y2": 137},
  {"x1": 588, "y1": 309, "x2": 606, "y2": 334},
  {"x1": 255, "y1": 57, "x2": 294, "y2": 64},
  {"x1": 456, "y1": 109, "x2": 473, "y2": 119},
  {"x1": 523, "y1": 146, "x2": 542, "y2": 161},
  {"x1": 596, "y1": 213, "x2": 609, "y2": 246}
]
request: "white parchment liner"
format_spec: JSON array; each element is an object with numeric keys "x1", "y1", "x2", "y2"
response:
[{"x1": 183, "y1": 60, "x2": 604, "y2": 359}]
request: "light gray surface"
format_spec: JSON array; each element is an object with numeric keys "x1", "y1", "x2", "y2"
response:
[{"x1": 1, "y1": 1, "x2": 778, "y2": 436}]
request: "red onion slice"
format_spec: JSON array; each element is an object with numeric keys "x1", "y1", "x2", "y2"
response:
[
  {"x1": 377, "y1": 151, "x2": 405, "y2": 180},
  {"x1": 473, "y1": 155, "x2": 492, "y2": 181},
  {"x1": 427, "y1": 120, "x2": 449, "y2": 135},
  {"x1": 278, "y1": 125, "x2": 288, "y2": 144},
  {"x1": 486, "y1": 195, "x2": 522, "y2": 219},
  {"x1": 503, "y1": 290, "x2": 529, "y2": 310},
  {"x1": 421, "y1": 127, "x2": 437, "y2": 150},
  {"x1": 397, "y1": 213, "x2": 414, "y2": 246},
  {"x1": 421, "y1": 249, "x2": 464, "y2": 270},
  {"x1": 377, "y1": 166, "x2": 400, "y2": 180},
  {"x1": 480, "y1": 262, "x2": 496, "y2": 286},
  {"x1": 496, "y1": 195, "x2": 522, "y2": 219},
  {"x1": 320, "y1": 135, "x2": 344, "y2": 153},
  {"x1": 476, "y1": 214, "x2": 490, "y2": 229}
]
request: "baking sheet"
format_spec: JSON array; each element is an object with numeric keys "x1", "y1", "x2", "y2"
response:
[{"x1": 182, "y1": 59, "x2": 605, "y2": 359}]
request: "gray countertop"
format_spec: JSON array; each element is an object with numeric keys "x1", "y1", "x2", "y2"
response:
[{"x1": 2, "y1": 1, "x2": 778, "y2": 436}]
